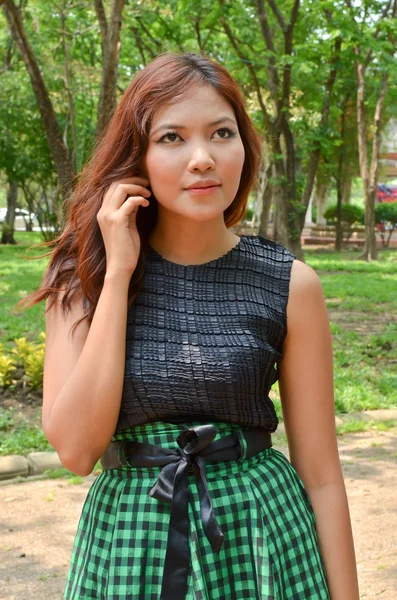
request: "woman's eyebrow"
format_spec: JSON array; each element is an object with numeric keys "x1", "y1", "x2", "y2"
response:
[{"x1": 150, "y1": 116, "x2": 237, "y2": 137}]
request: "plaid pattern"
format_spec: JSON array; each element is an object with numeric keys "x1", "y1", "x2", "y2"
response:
[{"x1": 64, "y1": 421, "x2": 330, "y2": 599}]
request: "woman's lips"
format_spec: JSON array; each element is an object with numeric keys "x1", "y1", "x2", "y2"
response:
[{"x1": 185, "y1": 185, "x2": 220, "y2": 195}]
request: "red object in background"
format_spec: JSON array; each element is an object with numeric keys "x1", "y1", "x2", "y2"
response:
[{"x1": 377, "y1": 183, "x2": 397, "y2": 202}]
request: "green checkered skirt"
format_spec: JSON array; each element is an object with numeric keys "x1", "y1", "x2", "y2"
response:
[{"x1": 63, "y1": 420, "x2": 330, "y2": 599}]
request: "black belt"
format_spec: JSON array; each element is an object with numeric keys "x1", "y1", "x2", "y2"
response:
[{"x1": 100, "y1": 424, "x2": 272, "y2": 600}]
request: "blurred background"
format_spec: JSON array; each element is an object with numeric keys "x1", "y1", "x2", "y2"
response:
[{"x1": 1, "y1": 0, "x2": 397, "y2": 258}]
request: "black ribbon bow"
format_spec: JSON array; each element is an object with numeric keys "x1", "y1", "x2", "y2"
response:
[{"x1": 120, "y1": 424, "x2": 243, "y2": 600}]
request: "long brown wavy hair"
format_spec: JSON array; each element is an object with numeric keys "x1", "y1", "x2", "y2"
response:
[{"x1": 15, "y1": 52, "x2": 263, "y2": 337}]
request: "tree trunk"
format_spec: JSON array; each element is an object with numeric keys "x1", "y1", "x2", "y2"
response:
[
  {"x1": 363, "y1": 186, "x2": 378, "y2": 258},
  {"x1": 221, "y1": 1, "x2": 303, "y2": 258},
  {"x1": 2, "y1": 0, "x2": 76, "y2": 199},
  {"x1": 362, "y1": 74, "x2": 388, "y2": 259},
  {"x1": 258, "y1": 165, "x2": 273, "y2": 239},
  {"x1": 354, "y1": 65, "x2": 388, "y2": 260},
  {"x1": 335, "y1": 104, "x2": 347, "y2": 251},
  {"x1": 342, "y1": 176, "x2": 352, "y2": 204},
  {"x1": 253, "y1": 156, "x2": 273, "y2": 239},
  {"x1": 272, "y1": 140, "x2": 304, "y2": 259},
  {"x1": 335, "y1": 176, "x2": 343, "y2": 251},
  {"x1": 298, "y1": 35, "x2": 342, "y2": 231},
  {"x1": 316, "y1": 182, "x2": 330, "y2": 225},
  {"x1": 95, "y1": 0, "x2": 125, "y2": 136},
  {"x1": 1, "y1": 180, "x2": 18, "y2": 244},
  {"x1": 60, "y1": 9, "x2": 77, "y2": 173},
  {"x1": 253, "y1": 158, "x2": 267, "y2": 228},
  {"x1": 304, "y1": 186, "x2": 315, "y2": 224},
  {"x1": 272, "y1": 164, "x2": 284, "y2": 243}
]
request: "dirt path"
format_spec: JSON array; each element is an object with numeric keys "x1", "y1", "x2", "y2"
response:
[{"x1": 0, "y1": 429, "x2": 396, "y2": 599}]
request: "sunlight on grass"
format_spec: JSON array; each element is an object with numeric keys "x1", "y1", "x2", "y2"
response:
[{"x1": 335, "y1": 419, "x2": 397, "y2": 435}]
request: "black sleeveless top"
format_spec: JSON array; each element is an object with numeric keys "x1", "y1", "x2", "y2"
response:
[{"x1": 115, "y1": 234, "x2": 296, "y2": 434}]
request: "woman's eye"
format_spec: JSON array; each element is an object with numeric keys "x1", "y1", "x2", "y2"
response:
[
  {"x1": 157, "y1": 127, "x2": 235, "y2": 144},
  {"x1": 214, "y1": 127, "x2": 235, "y2": 139},
  {"x1": 158, "y1": 132, "x2": 180, "y2": 143}
]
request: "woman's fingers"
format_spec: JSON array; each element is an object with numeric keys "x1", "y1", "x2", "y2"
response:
[
  {"x1": 103, "y1": 177, "x2": 151, "y2": 209},
  {"x1": 118, "y1": 196, "x2": 150, "y2": 218}
]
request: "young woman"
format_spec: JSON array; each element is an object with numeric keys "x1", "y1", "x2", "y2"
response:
[{"x1": 25, "y1": 52, "x2": 359, "y2": 598}]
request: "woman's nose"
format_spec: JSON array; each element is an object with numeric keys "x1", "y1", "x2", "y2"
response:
[{"x1": 188, "y1": 146, "x2": 216, "y2": 171}]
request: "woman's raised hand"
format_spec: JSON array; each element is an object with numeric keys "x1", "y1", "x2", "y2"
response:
[{"x1": 97, "y1": 176, "x2": 151, "y2": 277}]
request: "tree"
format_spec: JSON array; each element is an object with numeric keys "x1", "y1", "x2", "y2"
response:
[
  {"x1": 345, "y1": 0, "x2": 397, "y2": 260},
  {"x1": 0, "y1": 24, "x2": 57, "y2": 243},
  {"x1": 1, "y1": 0, "x2": 76, "y2": 198},
  {"x1": 94, "y1": 0, "x2": 125, "y2": 136},
  {"x1": 218, "y1": 0, "x2": 342, "y2": 258},
  {"x1": 1, "y1": 0, "x2": 127, "y2": 201}
]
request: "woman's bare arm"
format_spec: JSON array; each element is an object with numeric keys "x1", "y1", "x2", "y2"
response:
[
  {"x1": 278, "y1": 259, "x2": 360, "y2": 599},
  {"x1": 43, "y1": 177, "x2": 150, "y2": 477},
  {"x1": 42, "y1": 271, "x2": 131, "y2": 476}
]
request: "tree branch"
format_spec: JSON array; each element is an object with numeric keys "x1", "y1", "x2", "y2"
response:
[
  {"x1": 300, "y1": 35, "x2": 342, "y2": 215},
  {"x1": 202, "y1": 21, "x2": 217, "y2": 50},
  {"x1": 135, "y1": 15, "x2": 162, "y2": 50},
  {"x1": 345, "y1": 0, "x2": 393, "y2": 69},
  {"x1": 219, "y1": 13, "x2": 273, "y2": 133},
  {"x1": 369, "y1": 73, "x2": 388, "y2": 190},
  {"x1": 282, "y1": 0, "x2": 300, "y2": 109},
  {"x1": 129, "y1": 26, "x2": 157, "y2": 60},
  {"x1": 94, "y1": 0, "x2": 108, "y2": 59},
  {"x1": 194, "y1": 16, "x2": 203, "y2": 52},
  {"x1": 255, "y1": 0, "x2": 280, "y2": 100},
  {"x1": 266, "y1": 0, "x2": 285, "y2": 31},
  {"x1": 96, "y1": 0, "x2": 125, "y2": 135}
]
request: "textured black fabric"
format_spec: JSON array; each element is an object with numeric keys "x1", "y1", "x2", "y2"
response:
[{"x1": 114, "y1": 235, "x2": 296, "y2": 434}]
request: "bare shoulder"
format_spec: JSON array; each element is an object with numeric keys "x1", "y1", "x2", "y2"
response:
[
  {"x1": 285, "y1": 259, "x2": 327, "y2": 341},
  {"x1": 289, "y1": 258, "x2": 323, "y2": 296}
]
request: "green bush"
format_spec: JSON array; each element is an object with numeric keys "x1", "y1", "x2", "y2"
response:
[
  {"x1": 375, "y1": 201, "x2": 397, "y2": 247},
  {"x1": 376, "y1": 201, "x2": 397, "y2": 224},
  {"x1": 324, "y1": 204, "x2": 365, "y2": 226},
  {"x1": 324, "y1": 204, "x2": 365, "y2": 242},
  {"x1": 244, "y1": 207, "x2": 254, "y2": 221},
  {"x1": 1, "y1": 334, "x2": 45, "y2": 391},
  {"x1": 24, "y1": 346, "x2": 45, "y2": 389},
  {"x1": 0, "y1": 354, "x2": 17, "y2": 387},
  {"x1": 10, "y1": 337, "x2": 39, "y2": 363}
]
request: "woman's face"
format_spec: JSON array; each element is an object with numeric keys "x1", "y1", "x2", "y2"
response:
[{"x1": 143, "y1": 84, "x2": 245, "y2": 222}]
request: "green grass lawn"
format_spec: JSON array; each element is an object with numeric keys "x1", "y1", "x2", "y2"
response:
[
  {"x1": 0, "y1": 231, "x2": 51, "y2": 345},
  {"x1": 1, "y1": 232, "x2": 397, "y2": 457},
  {"x1": 271, "y1": 246, "x2": 397, "y2": 417}
]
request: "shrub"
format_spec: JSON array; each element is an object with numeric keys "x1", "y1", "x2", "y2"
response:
[
  {"x1": 375, "y1": 201, "x2": 397, "y2": 247},
  {"x1": 0, "y1": 354, "x2": 17, "y2": 387},
  {"x1": 4, "y1": 333, "x2": 46, "y2": 391},
  {"x1": 324, "y1": 204, "x2": 365, "y2": 242},
  {"x1": 324, "y1": 204, "x2": 364, "y2": 225},
  {"x1": 10, "y1": 337, "x2": 38, "y2": 365},
  {"x1": 244, "y1": 207, "x2": 254, "y2": 222},
  {"x1": 24, "y1": 345, "x2": 46, "y2": 389}
]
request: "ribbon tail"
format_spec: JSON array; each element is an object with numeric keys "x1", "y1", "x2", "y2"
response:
[
  {"x1": 149, "y1": 461, "x2": 180, "y2": 504},
  {"x1": 194, "y1": 456, "x2": 224, "y2": 553},
  {"x1": 160, "y1": 460, "x2": 190, "y2": 600}
]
